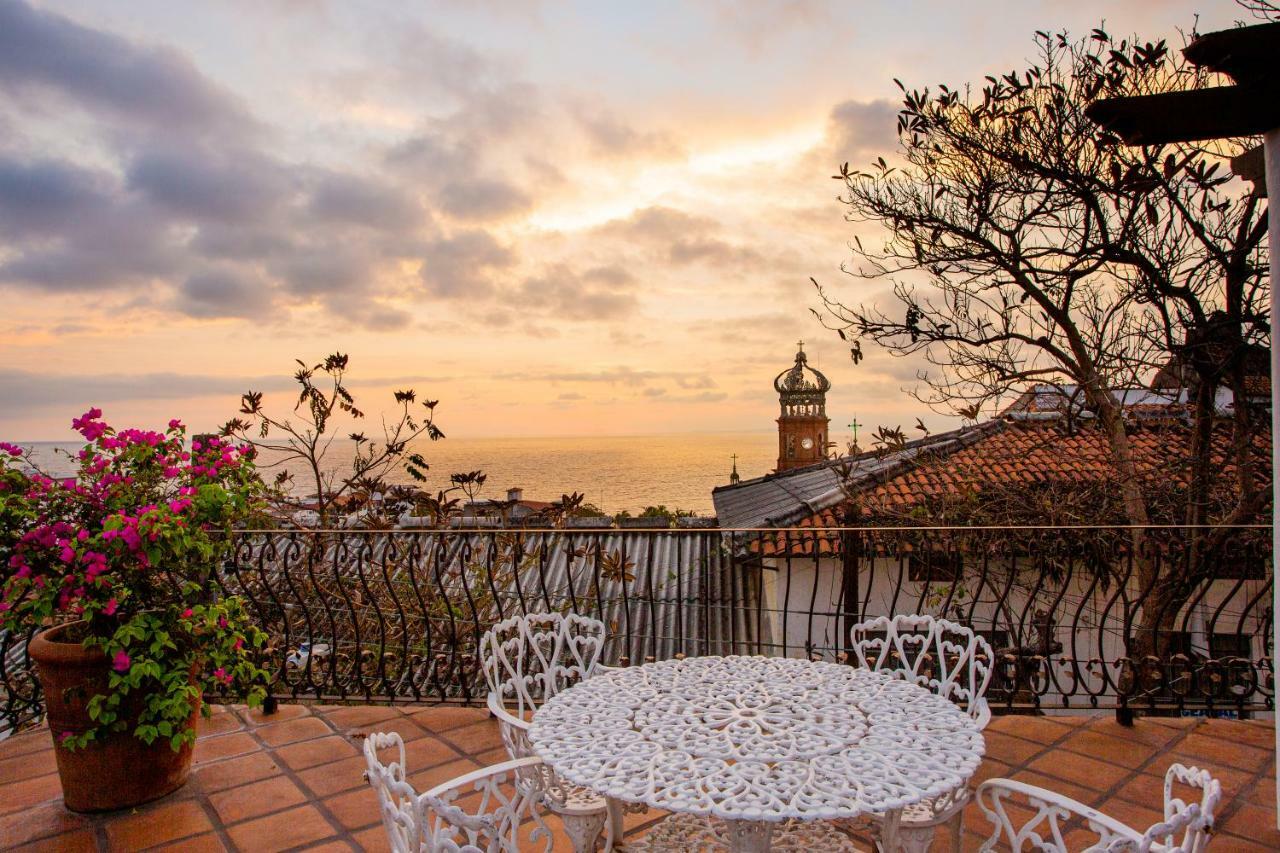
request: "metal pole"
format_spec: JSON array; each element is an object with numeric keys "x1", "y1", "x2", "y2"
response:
[{"x1": 1264, "y1": 128, "x2": 1279, "y2": 830}]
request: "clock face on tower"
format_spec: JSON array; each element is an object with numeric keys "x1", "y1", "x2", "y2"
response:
[{"x1": 800, "y1": 437, "x2": 814, "y2": 450}]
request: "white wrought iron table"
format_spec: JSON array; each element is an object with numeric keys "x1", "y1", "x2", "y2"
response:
[{"x1": 529, "y1": 655, "x2": 986, "y2": 852}]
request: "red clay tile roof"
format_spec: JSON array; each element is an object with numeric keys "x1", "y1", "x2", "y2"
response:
[{"x1": 762, "y1": 417, "x2": 1272, "y2": 557}]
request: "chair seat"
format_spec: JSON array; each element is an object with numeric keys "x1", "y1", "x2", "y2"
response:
[{"x1": 629, "y1": 813, "x2": 867, "y2": 851}]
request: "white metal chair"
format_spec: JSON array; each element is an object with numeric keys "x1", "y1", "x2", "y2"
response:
[
  {"x1": 848, "y1": 613, "x2": 995, "y2": 852},
  {"x1": 479, "y1": 611, "x2": 612, "y2": 851},
  {"x1": 364, "y1": 731, "x2": 602, "y2": 852},
  {"x1": 975, "y1": 763, "x2": 1222, "y2": 852}
]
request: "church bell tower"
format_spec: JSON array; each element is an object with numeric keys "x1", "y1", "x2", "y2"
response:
[{"x1": 774, "y1": 342, "x2": 830, "y2": 472}]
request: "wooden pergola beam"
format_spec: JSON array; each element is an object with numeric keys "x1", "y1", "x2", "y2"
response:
[{"x1": 1084, "y1": 83, "x2": 1280, "y2": 145}]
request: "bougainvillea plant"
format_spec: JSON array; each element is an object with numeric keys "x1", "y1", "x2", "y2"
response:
[{"x1": 0, "y1": 409, "x2": 270, "y2": 752}]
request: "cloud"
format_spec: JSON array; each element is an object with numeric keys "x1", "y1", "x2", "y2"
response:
[
  {"x1": 0, "y1": 156, "x2": 115, "y2": 237},
  {"x1": 557, "y1": 392, "x2": 585, "y2": 401},
  {"x1": 596, "y1": 205, "x2": 720, "y2": 243},
  {"x1": 825, "y1": 99, "x2": 898, "y2": 161},
  {"x1": 0, "y1": 0, "x2": 257, "y2": 140},
  {"x1": 176, "y1": 268, "x2": 274, "y2": 319},
  {"x1": 593, "y1": 205, "x2": 767, "y2": 269},
  {"x1": 436, "y1": 177, "x2": 532, "y2": 221},
  {"x1": 517, "y1": 264, "x2": 638, "y2": 321},
  {"x1": 572, "y1": 105, "x2": 681, "y2": 159},
  {"x1": 127, "y1": 144, "x2": 289, "y2": 223},
  {"x1": 418, "y1": 230, "x2": 516, "y2": 299},
  {"x1": 0, "y1": 369, "x2": 295, "y2": 411},
  {"x1": 305, "y1": 170, "x2": 425, "y2": 231},
  {"x1": 0, "y1": 367, "x2": 449, "y2": 412}
]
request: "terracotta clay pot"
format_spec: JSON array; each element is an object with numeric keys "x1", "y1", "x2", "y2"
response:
[{"x1": 29, "y1": 622, "x2": 200, "y2": 812}]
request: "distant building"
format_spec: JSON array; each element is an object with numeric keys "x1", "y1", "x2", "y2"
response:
[
  {"x1": 463, "y1": 487, "x2": 555, "y2": 525},
  {"x1": 774, "y1": 342, "x2": 830, "y2": 472},
  {"x1": 712, "y1": 369, "x2": 1272, "y2": 676}
]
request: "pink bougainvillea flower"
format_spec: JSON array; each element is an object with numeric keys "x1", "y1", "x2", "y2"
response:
[
  {"x1": 59, "y1": 730, "x2": 74, "y2": 744},
  {"x1": 168, "y1": 419, "x2": 183, "y2": 430},
  {"x1": 0, "y1": 441, "x2": 23, "y2": 457},
  {"x1": 213, "y1": 667, "x2": 232, "y2": 685},
  {"x1": 103, "y1": 598, "x2": 118, "y2": 616},
  {"x1": 112, "y1": 650, "x2": 131, "y2": 672},
  {"x1": 181, "y1": 608, "x2": 194, "y2": 619}
]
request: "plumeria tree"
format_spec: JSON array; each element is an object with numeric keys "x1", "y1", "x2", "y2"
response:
[
  {"x1": 0, "y1": 411, "x2": 269, "y2": 751},
  {"x1": 221, "y1": 353, "x2": 445, "y2": 526},
  {"x1": 818, "y1": 25, "x2": 1270, "y2": 655}
]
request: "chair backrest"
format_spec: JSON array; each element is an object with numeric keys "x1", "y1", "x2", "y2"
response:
[
  {"x1": 850, "y1": 614, "x2": 994, "y2": 726},
  {"x1": 479, "y1": 612, "x2": 606, "y2": 719},
  {"x1": 976, "y1": 776, "x2": 1145, "y2": 851},
  {"x1": 976, "y1": 763, "x2": 1222, "y2": 853},
  {"x1": 364, "y1": 731, "x2": 553, "y2": 853},
  {"x1": 1143, "y1": 763, "x2": 1222, "y2": 853}
]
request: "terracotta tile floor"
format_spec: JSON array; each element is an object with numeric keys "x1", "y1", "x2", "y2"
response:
[{"x1": 0, "y1": 705, "x2": 1275, "y2": 851}]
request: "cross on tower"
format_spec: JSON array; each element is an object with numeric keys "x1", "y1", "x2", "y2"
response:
[
  {"x1": 848, "y1": 417, "x2": 862, "y2": 445},
  {"x1": 796, "y1": 339, "x2": 804, "y2": 351}
]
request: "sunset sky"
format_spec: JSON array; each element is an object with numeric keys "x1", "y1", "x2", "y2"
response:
[{"x1": 0, "y1": 0, "x2": 1239, "y2": 442}]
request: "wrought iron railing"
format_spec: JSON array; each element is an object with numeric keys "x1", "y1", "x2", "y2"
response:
[{"x1": 1, "y1": 525, "x2": 1272, "y2": 736}]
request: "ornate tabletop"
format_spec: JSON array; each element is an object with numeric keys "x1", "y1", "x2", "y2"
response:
[{"x1": 529, "y1": 655, "x2": 985, "y2": 828}]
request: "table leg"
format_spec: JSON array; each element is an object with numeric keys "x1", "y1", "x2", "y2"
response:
[
  {"x1": 725, "y1": 819, "x2": 773, "y2": 852},
  {"x1": 878, "y1": 808, "x2": 904, "y2": 853},
  {"x1": 606, "y1": 797, "x2": 625, "y2": 850}
]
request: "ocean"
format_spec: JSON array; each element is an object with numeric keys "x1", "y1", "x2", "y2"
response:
[{"x1": 16, "y1": 432, "x2": 780, "y2": 516}]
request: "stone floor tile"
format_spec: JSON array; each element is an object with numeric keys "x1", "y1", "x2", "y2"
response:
[
  {"x1": 982, "y1": 730, "x2": 1046, "y2": 765},
  {"x1": 1200, "y1": 718, "x2": 1275, "y2": 750},
  {"x1": 317, "y1": 705, "x2": 401, "y2": 729},
  {"x1": 275, "y1": 735, "x2": 360, "y2": 771},
  {"x1": 400, "y1": 734, "x2": 467, "y2": 770},
  {"x1": 408, "y1": 705, "x2": 489, "y2": 733},
  {"x1": 0, "y1": 800, "x2": 95, "y2": 848},
  {"x1": 344, "y1": 714, "x2": 428, "y2": 745},
  {"x1": 1086, "y1": 716, "x2": 1187, "y2": 748},
  {"x1": 255, "y1": 715, "x2": 334, "y2": 747},
  {"x1": 104, "y1": 799, "x2": 214, "y2": 849},
  {"x1": 301, "y1": 841, "x2": 361, "y2": 853},
  {"x1": 439, "y1": 720, "x2": 505, "y2": 754},
  {"x1": 210, "y1": 774, "x2": 308, "y2": 824},
  {"x1": 0, "y1": 772, "x2": 64, "y2": 816},
  {"x1": 226, "y1": 803, "x2": 337, "y2": 850},
  {"x1": 196, "y1": 710, "x2": 245, "y2": 738},
  {"x1": 192, "y1": 749, "x2": 284, "y2": 793},
  {"x1": 149, "y1": 831, "x2": 230, "y2": 852},
  {"x1": 0, "y1": 747, "x2": 58, "y2": 785},
  {"x1": 1220, "y1": 802, "x2": 1280, "y2": 849},
  {"x1": 1094, "y1": 797, "x2": 1165, "y2": 834},
  {"x1": 242, "y1": 703, "x2": 312, "y2": 726},
  {"x1": 1026, "y1": 749, "x2": 1131, "y2": 790},
  {"x1": 10, "y1": 829, "x2": 98, "y2": 853},
  {"x1": 296, "y1": 753, "x2": 373, "y2": 798},
  {"x1": 1173, "y1": 733, "x2": 1273, "y2": 773},
  {"x1": 406, "y1": 757, "x2": 484, "y2": 794},
  {"x1": 352, "y1": 824, "x2": 390, "y2": 851},
  {"x1": 1007, "y1": 769, "x2": 1103, "y2": 807},
  {"x1": 322, "y1": 784, "x2": 382, "y2": 831},
  {"x1": 192, "y1": 731, "x2": 259, "y2": 765},
  {"x1": 0, "y1": 729, "x2": 55, "y2": 758},
  {"x1": 1058, "y1": 728, "x2": 1160, "y2": 769},
  {"x1": 985, "y1": 715, "x2": 1075, "y2": 747}
]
